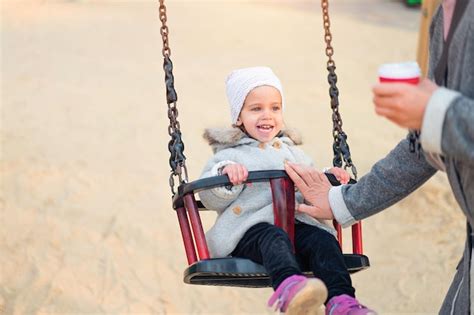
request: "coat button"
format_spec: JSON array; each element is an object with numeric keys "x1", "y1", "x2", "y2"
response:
[
  {"x1": 273, "y1": 141, "x2": 281, "y2": 149},
  {"x1": 258, "y1": 143, "x2": 266, "y2": 149},
  {"x1": 233, "y1": 206, "x2": 242, "y2": 215}
]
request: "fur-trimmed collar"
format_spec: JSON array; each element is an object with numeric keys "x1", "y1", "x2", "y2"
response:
[{"x1": 203, "y1": 127, "x2": 303, "y2": 152}]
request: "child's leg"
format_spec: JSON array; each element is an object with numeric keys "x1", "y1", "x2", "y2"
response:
[
  {"x1": 231, "y1": 222, "x2": 302, "y2": 289},
  {"x1": 232, "y1": 222, "x2": 328, "y2": 314},
  {"x1": 294, "y1": 223, "x2": 355, "y2": 301}
]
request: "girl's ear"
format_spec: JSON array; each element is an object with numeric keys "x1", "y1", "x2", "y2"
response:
[{"x1": 236, "y1": 117, "x2": 243, "y2": 126}]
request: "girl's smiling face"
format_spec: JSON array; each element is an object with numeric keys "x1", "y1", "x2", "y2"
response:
[{"x1": 236, "y1": 85, "x2": 283, "y2": 143}]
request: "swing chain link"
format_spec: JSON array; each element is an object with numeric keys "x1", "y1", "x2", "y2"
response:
[
  {"x1": 159, "y1": 0, "x2": 171, "y2": 57},
  {"x1": 159, "y1": 0, "x2": 188, "y2": 195},
  {"x1": 321, "y1": 0, "x2": 358, "y2": 180}
]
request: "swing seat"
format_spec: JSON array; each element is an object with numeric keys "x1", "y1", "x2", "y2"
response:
[
  {"x1": 172, "y1": 170, "x2": 370, "y2": 288},
  {"x1": 184, "y1": 254, "x2": 370, "y2": 287}
]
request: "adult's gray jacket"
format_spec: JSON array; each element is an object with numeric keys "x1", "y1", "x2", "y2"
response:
[{"x1": 328, "y1": 3, "x2": 474, "y2": 314}]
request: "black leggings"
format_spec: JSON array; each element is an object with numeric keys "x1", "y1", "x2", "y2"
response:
[{"x1": 231, "y1": 222, "x2": 355, "y2": 301}]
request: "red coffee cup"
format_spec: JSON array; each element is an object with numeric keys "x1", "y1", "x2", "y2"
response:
[{"x1": 378, "y1": 62, "x2": 421, "y2": 85}]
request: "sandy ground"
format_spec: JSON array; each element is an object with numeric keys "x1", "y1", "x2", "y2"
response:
[{"x1": 0, "y1": 0, "x2": 467, "y2": 314}]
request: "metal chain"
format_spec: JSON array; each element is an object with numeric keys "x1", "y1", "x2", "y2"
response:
[
  {"x1": 408, "y1": 130, "x2": 422, "y2": 158},
  {"x1": 321, "y1": 0, "x2": 358, "y2": 180},
  {"x1": 159, "y1": 0, "x2": 188, "y2": 195},
  {"x1": 159, "y1": 1, "x2": 171, "y2": 57}
]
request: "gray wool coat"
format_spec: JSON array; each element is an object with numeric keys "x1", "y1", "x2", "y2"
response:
[
  {"x1": 198, "y1": 128, "x2": 335, "y2": 258},
  {"x1": 328, "y1": 3, "x2": 474, "y2": 314}
]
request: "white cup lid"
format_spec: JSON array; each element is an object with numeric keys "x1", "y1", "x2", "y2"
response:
[{"x1": 378, "y1": 62, "x2": 421, "y2": 79}]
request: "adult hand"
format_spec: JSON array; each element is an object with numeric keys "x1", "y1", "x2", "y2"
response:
[
  {"x1": 372, "y1": 78, "x2": 438, "y2": 129},
  {"x1": 284, "y1": 162, "x2": 334, "y2": 219}
]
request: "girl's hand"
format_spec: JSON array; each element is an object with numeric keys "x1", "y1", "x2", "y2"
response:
[
  {"x1": 222, "y1": 164, "x2": 248, "y2": 185},
  {"x1": 328, "y1": 167, "x2": 350, "y2": 184}
]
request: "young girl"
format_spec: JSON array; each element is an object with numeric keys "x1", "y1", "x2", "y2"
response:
[{"x1": 199, "y1": 67, "x2": 376, "y2": 315}]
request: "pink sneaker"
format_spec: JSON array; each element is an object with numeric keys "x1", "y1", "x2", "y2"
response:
[
  {"x1": 268, "y1": 275, "x2": 327, "y2": 315},
  {"x1": 326, "y1": 294, "x2": 377, "y2": 315}
]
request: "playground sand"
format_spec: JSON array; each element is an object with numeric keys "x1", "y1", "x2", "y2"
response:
[{"x1": 1, "y1": 0, "x2": 465, "y2": 314}]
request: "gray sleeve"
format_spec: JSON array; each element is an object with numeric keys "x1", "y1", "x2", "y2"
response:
[
  {"x1": 441, "y1": 95, "x2": 474, "y2": 164},
  {"x1": 198, "y1": 155, "x2": 243, "y2": 213},
  {"x1": 421, "y1": 88, "x2": 474, "y2": 164},
  {"x1": 419, "y1": 88, "x2": 459, "y2": 154},
  {"x1": 331, "y1": 139, "x2": 437, "y2": 227}
]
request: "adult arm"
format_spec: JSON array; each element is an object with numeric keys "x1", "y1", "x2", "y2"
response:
[
  {"x1": 373, "y1": 79, "x2": 474, "y2": 164},
  {"x1": 421, "y1": 88, "x2": 474, "y2": 164},
  {"x1": 329, "y1": 138, "x2": 437, "y2": 227}
]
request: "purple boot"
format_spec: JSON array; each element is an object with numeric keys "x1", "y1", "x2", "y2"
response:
[
  {"x1": 326, "y1": 294, "x2": 377, "y2": 315},
  {"x1": 268, "y1": 275, "x2": 327, "y2": 315}
]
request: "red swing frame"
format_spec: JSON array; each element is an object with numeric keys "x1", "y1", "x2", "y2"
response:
[{"x1": 174, "y1": 172, "x2": 364, "y2": 266}]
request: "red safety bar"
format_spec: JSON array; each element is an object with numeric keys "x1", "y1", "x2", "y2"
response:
[
  {"x1": 333, "y1": 221, "x2": 363, "y2": 255},
  {"x1": 183, "y1": 194, "x2": 210, "y2": 261},
  {"x1": 176, "y1": 207, "x2": 197, "y2": 264},
  {"x1": 352, "y1": 222, "x2": 363, "y2": 255},
  {"x1": 270, "y1": 178, "x2": 295, "y2": 248}
]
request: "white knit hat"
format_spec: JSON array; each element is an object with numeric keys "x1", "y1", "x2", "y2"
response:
[{"x1": 225, "y1": 66, "x2": 284, "y2": 124}]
